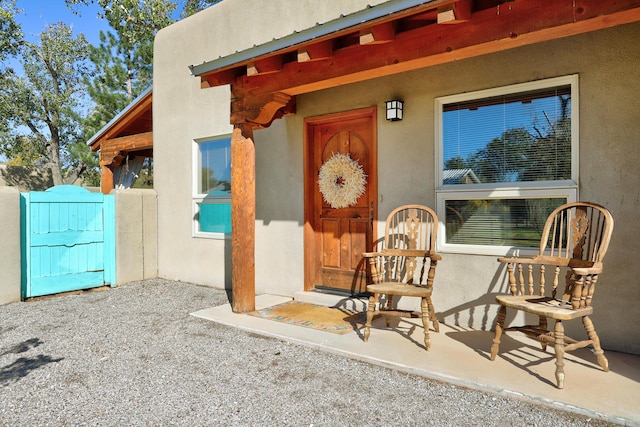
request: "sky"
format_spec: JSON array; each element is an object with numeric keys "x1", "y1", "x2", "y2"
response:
[
  {"x1": 14, "y1": 0, "x2": 193, "y2": 44},
  {"x1": 15, "y1": 0, "x2": 111, "y2": 45}
]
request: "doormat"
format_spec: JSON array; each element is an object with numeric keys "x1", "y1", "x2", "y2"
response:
[{"x1": 249, "y1": 301, "x2": 365, "y2": 334}]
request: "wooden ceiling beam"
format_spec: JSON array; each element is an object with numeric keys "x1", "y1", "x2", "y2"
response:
[
  {"x1": 225, "y1": 0, "x2": 640, "y2": 98},
  {"x1": 438, "y1": 0, "x2": 472, "y2": 24},
  {"x1": 247, "y1": 55, "x2": 283, "y2": 76},
  {"x1": 359, "y1": 22, "x2": 396, "y2": 45},
  {"x1": 298, "y1": 40, "x2": 334, "y2": 62},
  {"x1": 201, "y1": 68, "x2": 241, "y2": 88}
]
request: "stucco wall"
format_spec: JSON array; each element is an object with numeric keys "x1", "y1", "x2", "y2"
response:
[
  {"x1": 0, "y1": 187, "x2": 21, "y2": 304},
  {"x1": 154, "y1": 0, "x2": 640, "y2": 354},
  {"x1": 113, "y1": 189, "x2": 158, "y2": 285}
]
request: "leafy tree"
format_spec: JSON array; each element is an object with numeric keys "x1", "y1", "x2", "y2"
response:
[
  {"x1": 64, "y1": 0, "x2": 219, "y2": 188},
  {"x1": 65, "y1": 0, "x2": 176, "y2": 138},
  {"x1": 65, "y1": 0, "x2": 221, "y2": 133},
  {"x1": 0, "y1": 0, "x2": 23, "y2": 152},
  {"x1": 0, "y1": 22, "x2": 94, "y2": 185},
  {"x1": 0, "y1": 0, "x2": 22, "y2": 62},
  {"x1": 181, "y1": 0, "x2": 223, "y2": 18},
  {"x1": 523, "y1": 95, "x2": 571, "y2": 182},
  {"x1": 444, "y1": 155, "x2": 468, "y2": 170},
  {"x1": 448, "y1": 93, "x2": 571, "y2": 188},
  {"x1": 468, "y1": 127, "x2": 533, "y2": 183}
]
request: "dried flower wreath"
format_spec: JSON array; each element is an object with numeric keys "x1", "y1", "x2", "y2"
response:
[{"x1": 318, "y1": 153, "x2": 367, "y2": 209}]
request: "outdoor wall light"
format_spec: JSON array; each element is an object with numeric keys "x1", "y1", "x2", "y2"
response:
[{"x1": 385, "y1": 99, "x2": 404, "y2": 121}]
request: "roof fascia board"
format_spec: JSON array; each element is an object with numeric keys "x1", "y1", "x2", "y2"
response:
[{"x1": 189, "y1": 0, "x2": 435, "y2": 77}]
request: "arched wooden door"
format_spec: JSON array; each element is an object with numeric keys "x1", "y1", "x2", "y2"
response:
[{"x1": 304, "y1": 107, "x2": 377, "y2": 294}]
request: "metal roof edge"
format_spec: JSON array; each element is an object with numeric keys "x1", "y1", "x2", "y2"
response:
[
  {"x1": 189, "y1": 0, "x2": 433, "y2": 76},
  {"x1": 86, "y1": 85, "x2": 153, "y2": 147}
]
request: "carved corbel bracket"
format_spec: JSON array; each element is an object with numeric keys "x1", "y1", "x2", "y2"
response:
[{"x1": 230, "y1": 91, "x2": 295, "y2": 128}]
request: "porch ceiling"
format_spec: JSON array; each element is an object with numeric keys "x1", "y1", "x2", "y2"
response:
[
  {"x1": 192, "y1": 0, "x2": 640, "y2": 103},
  {"x1": 88, "y1": 88, "x2": 153, "y2": 168}
]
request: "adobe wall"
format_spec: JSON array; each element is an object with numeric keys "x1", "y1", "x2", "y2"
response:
[
  {"x1": 0, "y1": 187, "x2": 21, "y2": 304},
  {"x1": 113, "y1": 189, "x2": 158, "y2": 285}
]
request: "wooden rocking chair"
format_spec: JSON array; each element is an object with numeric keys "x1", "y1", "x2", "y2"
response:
[
  {"x1": 490, "y1": 202, "x2": 614, "y2": 388},
  {"x1": 363, "y1": 205, "x2": 441, "y2": 350}
]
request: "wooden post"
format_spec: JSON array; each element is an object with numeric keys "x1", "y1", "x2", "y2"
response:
[
  {"x1": 228, "y1": 90, "x2": 291, "y2": 313},
  {"x1": 230, "y1": 124, "x2": 256, "y2": 313},
  {"x1": 101, "y1": 165, "x2": 114, "y2": 195}
]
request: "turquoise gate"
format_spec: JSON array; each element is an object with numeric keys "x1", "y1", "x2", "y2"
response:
[{"x1": 20, "y1": 185, "x2": 116, "y2": 298}]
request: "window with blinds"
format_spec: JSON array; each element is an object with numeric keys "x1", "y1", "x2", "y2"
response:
[
  {"x1": 435, "y1": 75, "x2": 578, "y2": 254},
  {"x1": 442, "y1": 86, "x2": 571, "y2": 185}
]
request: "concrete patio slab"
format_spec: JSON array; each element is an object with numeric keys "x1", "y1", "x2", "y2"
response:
[{"x1": 192, "y1": 293, "x2": 640, "y2": 426}]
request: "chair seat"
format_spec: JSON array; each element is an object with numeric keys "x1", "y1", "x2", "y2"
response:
[
  {"x1": 367, "y1": 282, "x2": 433, "y2": 297},
  {"x1": 496, "y1": 295, "x2": 593, "y2": 320}
]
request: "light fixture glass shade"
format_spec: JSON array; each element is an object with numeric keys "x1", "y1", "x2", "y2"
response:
[{"x1": 385, "y1": 99, "x2": 403, "y2": 121}]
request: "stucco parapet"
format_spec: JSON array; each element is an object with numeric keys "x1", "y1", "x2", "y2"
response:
[{"x1": 156, "y1": 0, "x2": 389, "y2": 62}]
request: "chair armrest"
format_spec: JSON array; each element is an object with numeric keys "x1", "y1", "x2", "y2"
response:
[
  {"x1": 498, "y1": 255, "x2": 568, "y2": 265},
  {"x1": 362, "y1": 251, "x2": 383, "y2": 258},
  {"x1": 368, "y1": 249, "x2": 440, "y2": 259},
  {"x1": 572, "y1": 262, "x2": 603, "y2": 275},
  {"x1": 498, "y1": 256, "x2": 602, "y2": 274}
]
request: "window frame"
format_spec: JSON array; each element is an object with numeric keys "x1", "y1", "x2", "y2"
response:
[
  {"x1": 434, "y1": 75, "x2": 579, "y2": 256},
  {"x1": 192, "y1": 135, "x2": 232, "y2": 240}
]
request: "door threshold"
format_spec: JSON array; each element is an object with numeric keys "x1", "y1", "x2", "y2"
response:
[
  {"x1": 313, "y1": 286, "x2": 370, "y2": 298},
  {"x1": 294, "y1": 289, "x2": 369, "y2": 311}
]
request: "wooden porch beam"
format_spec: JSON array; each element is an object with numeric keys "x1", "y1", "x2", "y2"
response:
[
  {"x1": 99, "y1": 131, "x2": 153, "y2": 166},
  {"x1": 230, "y1": 124, "x2": 255, "y2": 313},
  {"x1": 104, "y1": 131, "x2": 153, "y2": 153},
  {"x1": 215, "y1": 0, "x2": 640, "y2": 98}
]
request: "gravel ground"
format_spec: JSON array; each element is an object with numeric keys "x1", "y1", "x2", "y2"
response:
[{"x1": 0, "y1": 279, "x2": 618, "y2": 426}]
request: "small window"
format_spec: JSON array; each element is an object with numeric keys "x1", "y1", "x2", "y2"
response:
[
  {"x1": 193, "y1": 136, "x2": 231, "y2": 238},
  {"x1": 435, "y1": 75, "x2": 578, "y2": 255}
]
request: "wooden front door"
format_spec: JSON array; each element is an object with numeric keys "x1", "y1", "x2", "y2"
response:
[{"x1": 304, "y1": 107, "x2": 377, "y2": 294}]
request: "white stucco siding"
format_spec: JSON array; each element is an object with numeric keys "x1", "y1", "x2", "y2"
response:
[{"x1": 154, "y1": 0, "x2": 640, "y2": 354}]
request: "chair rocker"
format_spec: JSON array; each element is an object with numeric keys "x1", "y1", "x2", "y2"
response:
[
  {"x1": 363, "y1": 205, "x2": 442, "y2": 350},
  {"x1": 490, "y1": 202, "x2": 614, "y2": 388}
]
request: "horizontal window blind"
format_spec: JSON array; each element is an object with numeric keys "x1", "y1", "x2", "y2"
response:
[
  {"x1": 442, "y1": 85, "x2": 572, "y2": 185},
  {"x1": 444, "y1": 198, "x2": 566, "y2": 247}
]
